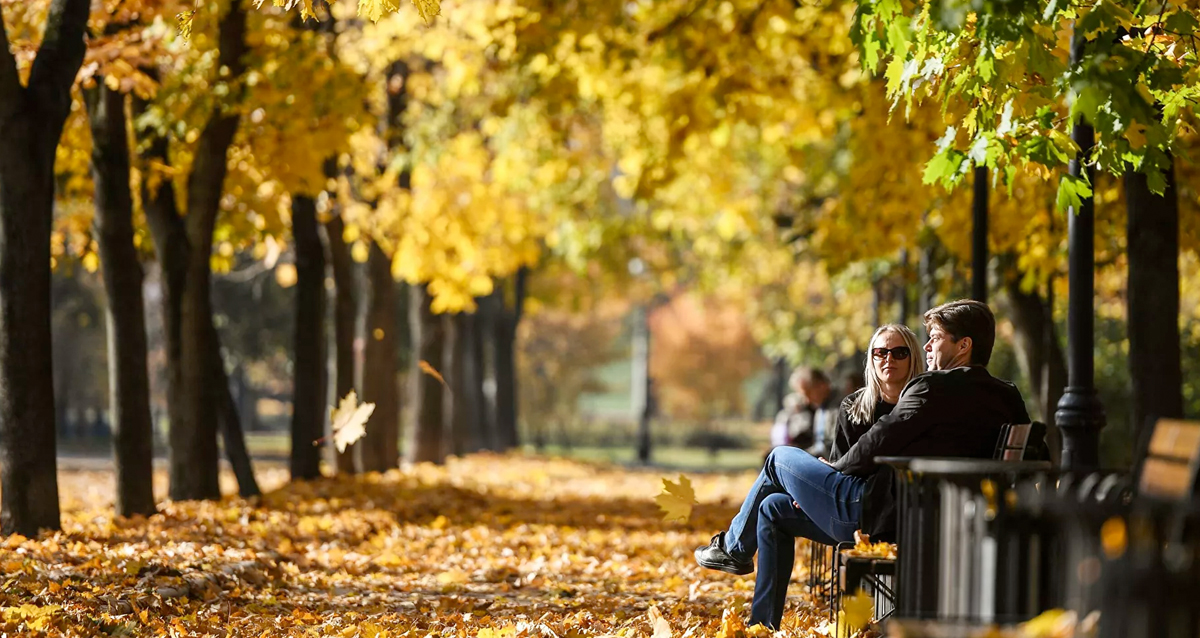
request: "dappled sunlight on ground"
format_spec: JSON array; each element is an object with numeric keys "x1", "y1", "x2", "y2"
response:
[{"x1": 4, "y1": 454, "x2": 837, "y2": 636}]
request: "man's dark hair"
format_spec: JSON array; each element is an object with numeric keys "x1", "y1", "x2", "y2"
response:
[
  {"x1": 923, "y1": 300, "x2": 996, "y2": 366},
  {"x1": 790, "y1": 367, "x2": 829, "y2": 389}
]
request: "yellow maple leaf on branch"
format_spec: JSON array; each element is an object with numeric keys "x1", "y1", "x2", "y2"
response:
[{"x1": 654, "y1": 474, "x2": 696, "y2": 523}]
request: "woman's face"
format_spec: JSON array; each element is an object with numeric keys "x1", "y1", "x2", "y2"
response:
[{"x1": 871, "y1": 330, "x2": 911, "y2": 387}]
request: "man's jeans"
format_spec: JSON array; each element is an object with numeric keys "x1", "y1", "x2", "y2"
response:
[{"x1": 722, "y1": 446, "x2": 866, "y2": 630}]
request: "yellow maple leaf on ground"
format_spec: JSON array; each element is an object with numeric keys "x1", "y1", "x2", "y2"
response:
[
  {"x1": 655, "y1": 474, "x2": 696, "y2": 523},
  {"x1": 647, "y1": 604, "x2": 674, "y2": 638},
  {"x1": 715, "y1": 608, "x2": 746, "y2": 638},
  {"x1": 330, "y1": 390, "x2": 376, "y2": 452}
]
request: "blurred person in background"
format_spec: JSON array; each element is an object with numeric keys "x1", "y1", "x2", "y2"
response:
[{"x1": 769, "y1": 368, "x2": 835, "y2": 456}]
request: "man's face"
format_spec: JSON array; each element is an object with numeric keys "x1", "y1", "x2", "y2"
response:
[
  {"x1": 799, "y1": 380, "x2": 830, "y2": 406},
  {"x1": 924, "y1": 323, "x2": 968, "y2": 370}
]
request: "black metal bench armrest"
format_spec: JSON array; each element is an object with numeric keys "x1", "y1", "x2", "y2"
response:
[
  {"x1": 874, "y1": 456, "x2": 919, "y2": 470},
  {"x1": 874, "y1": 456, "x2": 1051, "y2": 476}
]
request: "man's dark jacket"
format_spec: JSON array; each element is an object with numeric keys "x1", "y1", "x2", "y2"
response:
[{"x1": 830, "y1": 365, "x2": 1031, "y2": 539}]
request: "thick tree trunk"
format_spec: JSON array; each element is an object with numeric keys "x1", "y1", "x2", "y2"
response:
[
  {"x1": 361, "y1": 243, "x2": 399, "y2": 472},
  {"x1": 1126, "y1": 162, "x2": 1183, "y2": 436},
  {"x1": 0, "y1": 0, "x2": 90, "y2": 536},
  {"x1": 154, "y1": 0, "x2": 247, "y2": 501},
  {"x1": 1002, "y1": 264, "x2": 1067, "y2": 464},
  {"x1": 85, "y1": 83, "x2": 156, "y2": 517},
  {"x1": 409, "y1": 285, "x2": 445, "y2": 463},
  {"x1": 290, "y1": 195, "x2": 325, "y2": 480},
  {"x1": 490, "y1": 269, "x2": 527, "y2": 451},
  {"x1": 324, "y1": 215, "x2": 359, "y2": 473},
  {"x1": 209, "y1": 322, "x2": 260, "y2": 497}
]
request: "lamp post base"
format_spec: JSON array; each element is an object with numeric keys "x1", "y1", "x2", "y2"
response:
[{"x1": 1055, "y1": 386, "x2": 1106, "y2": 472}]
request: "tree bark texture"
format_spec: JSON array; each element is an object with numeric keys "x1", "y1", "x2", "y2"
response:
[
  {"x1": 1126, "y1": 163, "x2": 1184, "y2": 436},
  {"x1": 290, "y1": 195, "x2": 325, "y2": 480},
  {"x1": 409, "y1": 285, "x2": 445, "y2": 463},
  {"x1": 84, "y1": 83, "x2": 156, "y2": 518},
  {"x1": 324, "y1": 214, "x2": 359, "y2": 473},
  {"x1": 360, "y1": 243, "x2": 399, "y2": 472},
  {"x1": 0, "y1": 0, "x2": 90, "y2": 536}
]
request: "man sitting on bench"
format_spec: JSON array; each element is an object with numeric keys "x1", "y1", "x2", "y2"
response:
[{"x1": 694, "y1": 300, "x2": 1031, "y2": 630}]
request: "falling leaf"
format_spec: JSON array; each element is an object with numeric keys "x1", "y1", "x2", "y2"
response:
[
  {"x1": 418, "y1": 360, "x2": 448, "y2": 388},
  {"x1": 176, "y1": 10, "x2": 196, "y2": 40},
  {"x1": 655, "y1": 475, "x2": 696, "y2": 523},
  {"x1": 329, "y1": 390, "x2": 375, "y2": 452}
]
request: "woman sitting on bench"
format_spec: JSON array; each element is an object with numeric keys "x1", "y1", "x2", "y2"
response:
[{"x1": 694, "y1": 300, "x2": 1030, "y2": 631}]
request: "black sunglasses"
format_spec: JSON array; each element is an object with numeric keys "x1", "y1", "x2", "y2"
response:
[{"x1": 871, "y1": 346, "x2": 911, "y2": 361}]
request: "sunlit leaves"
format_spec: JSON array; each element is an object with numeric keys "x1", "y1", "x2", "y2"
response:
[{"x1": 854, "y1": 0, "x2": 1200, "y2": 195}]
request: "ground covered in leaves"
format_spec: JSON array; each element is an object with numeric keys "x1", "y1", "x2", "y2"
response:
[{"x1": 2, "y1": 455, "x2": 840, "y2": 637}]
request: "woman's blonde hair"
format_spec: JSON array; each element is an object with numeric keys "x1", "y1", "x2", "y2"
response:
[{"x1": 848, "y1": 324, "x2": 925, "y2": 424}]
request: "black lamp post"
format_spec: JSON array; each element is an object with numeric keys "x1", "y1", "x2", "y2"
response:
[
  {"x1": 972, "y1": 166, "x2": 989, "y2": 303},
  {"x1": 1054, "y1": 28, "x2": 1106, "y2": 471}
]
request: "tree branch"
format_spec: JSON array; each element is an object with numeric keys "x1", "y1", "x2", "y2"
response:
[
  {"x1": 27, "y1": 0, "x2": 90, "y2": 120},
  {"x1": 0, "y1": 6, "x2": 24, "y2": 118}
]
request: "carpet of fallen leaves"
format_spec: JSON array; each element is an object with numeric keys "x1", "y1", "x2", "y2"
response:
[{"x1": 3, "y1": 454, "x2": 842, "y2": 637}]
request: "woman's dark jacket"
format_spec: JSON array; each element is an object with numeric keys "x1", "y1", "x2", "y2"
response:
[{"x1": 828, "y1": 388, "x2": 896, "y2": 464}]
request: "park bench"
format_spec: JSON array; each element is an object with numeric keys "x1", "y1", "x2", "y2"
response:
[
  {"x1": 888, "y1": 417, "x2": 1200, "y2": 638},
  {"x1": 821, "y1": 421, "x2": 1050, "y2": 629}
]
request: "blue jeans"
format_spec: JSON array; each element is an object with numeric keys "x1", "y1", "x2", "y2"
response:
[{"x1": 722, "y1": 447, "x2": 866, "y2": 630}]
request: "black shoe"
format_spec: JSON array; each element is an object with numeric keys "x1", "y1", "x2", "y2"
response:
[{"x1": 694, "y1": 532, "x2": 753, "y2": 575}]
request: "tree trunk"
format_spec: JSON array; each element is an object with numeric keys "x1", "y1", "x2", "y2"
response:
[
  {"x1": 472, "y1": 297, "x2": 498, "y2": 451},
  {"x1": 446, "y1": 312, "x2": 482, "y2": 456},
  {"x1": 149, "y1": 0, "x2": 247, "y2": 501},
  {"x1": 140, "y1": 131, "x2": 201, "y2": 499},
  {"x1": 361, "y1": 243, "x2": 399, "y2": 472},
  {"x1": 917, "y1": 241, "x2": 938, "y2": 343},
  {"x1": 1126, "y1": 162, "x2": 1183, "y2": 436},
  {"x1": 290, "y1": 195, "x2": 325, "y2": 480},
  {"x1": 84, "y1": 83, "x2": 156, "y2": 518},
  {"x1": 0, "y1": 0, "x2": 90, "y2": 536},
  {"x1": 1002, "y1": 263, "x2": 1067, "y2": 464},
  {"x1": 464, "y1": 311, "x2": 487, "y2": 454},
  {"x1": 324, "y1": 214, "x2": 359, "y2": 473},
  {"x1": 490, "y1": 269, "x2": 527, "y2": 451},
  {"x1": 209, "y1": 323, "x2": 260, "y2": 497},
  {"x1": 409, "y1": 285, "x2": 445, "y2": 463}
]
